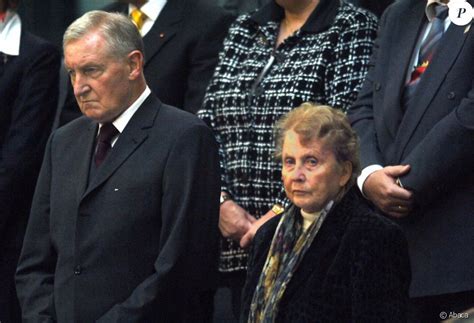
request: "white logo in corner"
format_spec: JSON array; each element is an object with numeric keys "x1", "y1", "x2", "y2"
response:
[{"x1": 448, "y1": 0, "x2": 474, "y2": 26}]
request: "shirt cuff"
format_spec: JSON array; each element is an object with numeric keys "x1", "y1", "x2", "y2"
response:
[{"x1": 357, "y1": 164, "x2": 383, "y2": 198}]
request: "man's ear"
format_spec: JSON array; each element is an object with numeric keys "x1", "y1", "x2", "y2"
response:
[{"x1": 127, "y1": 50, "x2": 144, "y2": 80}]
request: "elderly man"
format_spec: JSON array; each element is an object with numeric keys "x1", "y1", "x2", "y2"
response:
[
  {"x1": 348, "y1": 0, "x2": 474, "y2": 321},
  {"x1": 15, "y1": 11, "x2": 220, "y2": 322}
]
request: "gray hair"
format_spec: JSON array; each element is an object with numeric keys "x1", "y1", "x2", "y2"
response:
[
  {"x1": 63, "y1": 10, "x2": 144, "y2": 60},
  {"x1": 275, "y1": 102, "x2": 361, "y2": 200}
]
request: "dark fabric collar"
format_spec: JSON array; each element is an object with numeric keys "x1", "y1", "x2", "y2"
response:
[{"x1": 249, "y1": 0, "x2": 341, "y2": 33}]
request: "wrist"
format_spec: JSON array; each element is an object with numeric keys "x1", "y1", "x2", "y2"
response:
[{"x1": 220, "y1": 192, "x2": 232, "y2": 205}]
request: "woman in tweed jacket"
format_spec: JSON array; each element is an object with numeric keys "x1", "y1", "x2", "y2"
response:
[{"x1": 197, "y1": 0, "x2": 378, "y2": 315}]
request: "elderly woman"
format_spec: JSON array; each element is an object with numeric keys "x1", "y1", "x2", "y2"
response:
[
  {"x1": 241, "y1": 103, "x2": 411, "y2": 322},
  {"x1": 198, "y1": 0, "x2": 378, "y2": 317}
]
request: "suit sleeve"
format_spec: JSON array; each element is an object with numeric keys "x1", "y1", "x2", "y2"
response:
[
  {"x1": 350, "y1": 216, "x2": 411, "y2": 322},
  {"x1": 182, "y1": 8, "x2": 235, "y2": 113},
  {"x1": 97, "y1": 123, "x2": 220, "y2": 322},
  {"x1": 0, "y1": 41, "x2": 60, "y2": 235},
  {"x1": 197, "y1": 21, "x2": 234, "y2": 194},
  {"x1": 15, "y1": 133, "x2": 57, "y2": 323},
  {"x1": 400, "y1": 82, "x2": 474, "y2": 207},
  {"x1": 347, "y1": 8, "x2": 391, "y2": 168}
]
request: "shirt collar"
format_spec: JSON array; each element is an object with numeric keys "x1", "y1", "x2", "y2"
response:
[
  {"x1": 100, "y1": 86, "x2": 151, "y2": 133},
  {"x1": 426, "y1": 0, "x2": 448, "y2": 21},
  {"x1": 250, "y1": 0, "x2": 340, "y2": 34},
  {"x1": 129, "y1": 0, "x2": 167, "y2": 22},
  {"x1": 0, "y1": 10, "x2": 21, "y2": 56}
]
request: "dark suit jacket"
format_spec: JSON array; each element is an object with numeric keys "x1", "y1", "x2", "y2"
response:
[
  {"x1": 104, "y1": 0, "x2": 234, "y2": 113},
  {"x1": 241, "y1": 189, "x2": 410, "y2": 322},
  {"x1": 216, "y1": 0, "x2": 269, "y2": 15},
  {"x1": 348, "y1": 0, "x2": 474, "y2": 297},
  {"x1": 16, "y1": 95, "x2": 221, "y2": 323},
  {"x1": 0, "y1": 29, "x2": 59, "y2": 320}
]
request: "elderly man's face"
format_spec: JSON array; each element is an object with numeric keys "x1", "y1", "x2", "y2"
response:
[
  {"x1": 65, "y1": 30, "x2": 133, "y2": 123},
  {"x1": 281, "y1": 130, "x2": 351, "y2": 213}
]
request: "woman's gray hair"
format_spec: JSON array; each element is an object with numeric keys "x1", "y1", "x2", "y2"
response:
[
  {"x1": 63, "y1": 10, "x2": 144, "y2": 60},
  {"x1": 275, "y1": 102, "x2": 361, "y2": 199}
]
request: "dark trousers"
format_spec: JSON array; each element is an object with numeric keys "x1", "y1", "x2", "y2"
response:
[
  {"x1": 0, "y1": 248, "x2": 22, "y2": 323},
  {"x1": 408, "y1": 290, "x2": 474, "y2": 323}
]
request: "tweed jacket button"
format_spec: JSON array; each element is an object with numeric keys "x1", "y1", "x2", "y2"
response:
[
  {"x1": 241, "y1": 172, "x2": 248, "y2": 183},
  {"x1": 447, "y1": 91, "x2": 456, "y2": 100},
  {"x1": 74, "y1": 265, "x2": 82, "y2": 275}
]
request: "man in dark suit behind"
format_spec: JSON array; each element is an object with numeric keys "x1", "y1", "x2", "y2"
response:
[
  {"x1": 0, "y1": 0, "x2": 60, "y2": 322},
  {"x1": 60, "y1": 0, "x2": 234, "y2": 125},
  {"x1": 348, "y1": 0, "x2": 474, "y2": 321},
  {"x1": 16, "y1": 10, "x2": 220, "y2": 322}
]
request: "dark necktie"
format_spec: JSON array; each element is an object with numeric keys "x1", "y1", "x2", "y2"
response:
[
  {"x1": 403, "y1": 4, "x2": 448, "y2": 107},
  {"x1": 95, "y1": 123, "x2": 119, "y2": 167}
]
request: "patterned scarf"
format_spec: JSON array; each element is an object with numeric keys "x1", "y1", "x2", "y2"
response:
[{"x1": 248, "y1": 203, "x2": 331, "y2": 323}]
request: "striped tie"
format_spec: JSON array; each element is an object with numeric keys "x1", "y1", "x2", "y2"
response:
[{"x1": 403, "y1": 4, "x2": 448, "y2": 108}]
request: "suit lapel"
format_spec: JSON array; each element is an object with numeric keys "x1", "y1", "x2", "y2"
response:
[
  {"x1": 395, "y1": 20, "x2": 472, "y2": 161},
  {"x1": 81, "y1": 95, "x2": 160, "y2": 200},
  {"x1": 383, "y1": 1, "x2": 426, "y2": 139},
  {"x1": 73, "y1": 121, "x2": 97, "y2": 206},
  {"x1": 142, "y1": 0, "x2": 184, "y2": 67}
]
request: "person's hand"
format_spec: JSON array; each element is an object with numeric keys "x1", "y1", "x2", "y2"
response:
[
  {"x1": 239, "y1": 208, "x2": 279, "y2": 248},
  {"x1": 363, "y1": 165, "x2": 414, "y2": 218},
  {"x1": 219, "y1": 200, "x2": 256, "y2": 241}
]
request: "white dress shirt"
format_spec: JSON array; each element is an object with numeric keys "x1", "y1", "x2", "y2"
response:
[
  {"x1": 0, "y1": 10, "x2": 21, "y2": 56},
  {"x1": 98, "y1": 86, "x2": 151, "y2": 147}
]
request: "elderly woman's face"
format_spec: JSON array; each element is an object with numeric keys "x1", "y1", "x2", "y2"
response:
[{"x1": 281, "y1": 130, "x2": 351, "y2": 213}]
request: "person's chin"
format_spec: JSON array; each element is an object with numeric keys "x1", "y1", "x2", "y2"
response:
[
  {"x1": 84, "y1": 111, "x2": 107, "y2": 123},
  {"x1": 293, "y1": 197, "x2": 309, "y2": 209}
]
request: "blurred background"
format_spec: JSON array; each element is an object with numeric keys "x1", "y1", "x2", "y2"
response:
[{"x1": 18, "y1": 0, "x2": 114, "y2": 48}]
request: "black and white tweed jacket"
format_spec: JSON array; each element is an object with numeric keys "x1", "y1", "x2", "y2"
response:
[{"x1": 198, "y1": 0, "x2": 378, "y2": 272}]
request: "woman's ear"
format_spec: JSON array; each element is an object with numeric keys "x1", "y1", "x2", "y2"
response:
[{"x1": 338, "y1": 161, "x2": 352, "y2": 187}]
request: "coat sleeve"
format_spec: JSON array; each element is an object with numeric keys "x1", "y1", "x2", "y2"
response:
[
  {"x1": 400, "y1": 83, "x2": 474, "y2": 208},
  {"x1": 350, "y1": 215, "x2": 411, "y2": 322},
  {"x1": 15, "y1": 133, "x2": 58, "y2": 323},
  {"x1": 324, "y1": 9, "x2": 378, "y2": 112},
  {"x1": 0, "y1": 40, "x2": 60, "y2": 235},
  {"x1": 197, "y1": 17, "x2": 242, "y2": 194},
  {"x1": 97, "y1": 123, "x2": 221, "y2": 322},
  {"x1": 182, "y1": 7, "x2": 235, "y2": 113}
]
